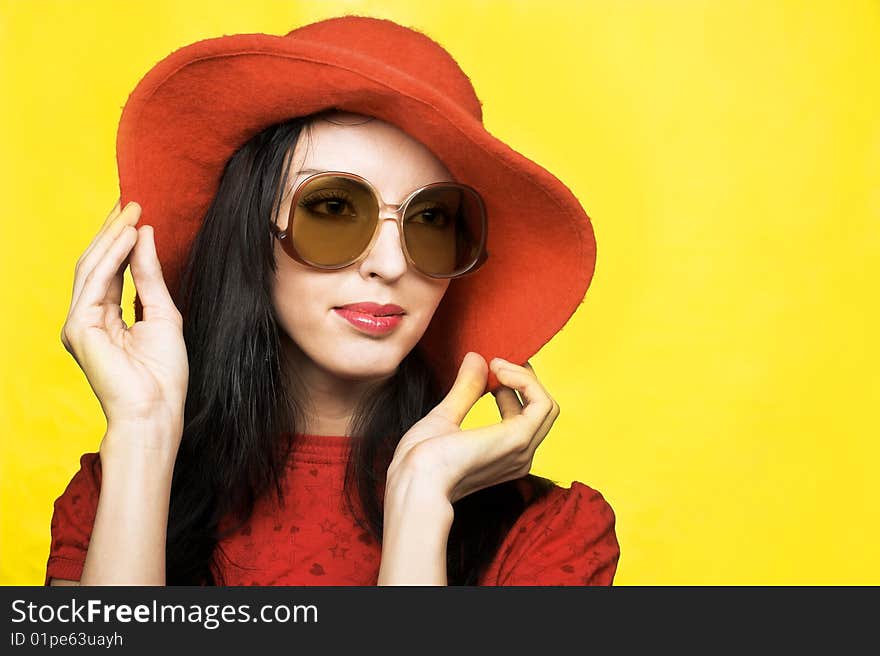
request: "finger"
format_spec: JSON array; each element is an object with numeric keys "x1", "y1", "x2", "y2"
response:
[
  {"x1": 528, "y1": 393, "x2": 560, "y2": 452},
  {"x1": 509, "y1": 360, "x2": 559, "y2": 449},
  {"x1": 492, "y1": 362, "x2": 554, "y2": 432},
  {"x1": 499, "y1": 358, "x2": 536, "y2": 377},
  {"x1": 103, "y1": 197, "x2": 123, "y2": 227},
  {"x1": 129, "y1": 225, "x2": 180, "y2": 323},
  {"x1": 77, "y1": 198, "x2": 128, "y2": 266},
  {"x1": 104, "y1": 197, "x2": 122, "y2": 223},
  {"x1": 72, "y1": 202, "x2": 141, "y2": 307},
  {"x1": 502, "y1": 361, "x2": 559, "y2": 449},
  {"x1": 108, "y1": 197, "x2": 122, "y2": 218},
  {"x1": 493, "y1": 358, "x2": 542, "y2": 401},
  {"x1": 72, "y1": 224, "x2": 139, "y2": 319},
  {"x1": 101, "y1": 202, "x2": 133, "y2": 308},
  {"x1": 520, "y1": 362, "x2": 537, "y2": 404},
  {"x1": 492, "y1": 384, "x2": 522, "y2": 420},
  {"x1": 430, "y1": 351, "x2": 488, "y2": 425},
  {"x1": 102, "y1": 250, "x2": 131, "y2": 310}
]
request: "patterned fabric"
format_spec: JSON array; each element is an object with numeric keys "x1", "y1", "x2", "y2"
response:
[{"x1": 45, "y1": 433, "x2": 619, "y2": 585}]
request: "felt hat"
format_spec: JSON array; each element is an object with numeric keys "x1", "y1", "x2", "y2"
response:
[{"x1": 117, "y1": 14, "x2": 597, "y2": 395}]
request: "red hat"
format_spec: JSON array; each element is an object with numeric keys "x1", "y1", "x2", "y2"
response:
[{"x1": 117, "y1": 15, "x2": 597, "y2": 395}]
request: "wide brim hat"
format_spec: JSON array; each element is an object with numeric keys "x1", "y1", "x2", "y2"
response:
[{"x1": 117, "y1": 14, "x2": 597, "y2": 395}]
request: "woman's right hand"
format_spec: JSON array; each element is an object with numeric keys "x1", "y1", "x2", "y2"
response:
[{"x1": 61, "y1": 199, "x2": 189, "y2": 455}]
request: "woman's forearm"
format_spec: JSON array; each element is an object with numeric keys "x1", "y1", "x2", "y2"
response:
[
  {"x1": 377, "y1": 472, "x2": 454, "y2": 586},
  {"x1": 79, "y1": 422, "x2": 179, "y2": 585}
]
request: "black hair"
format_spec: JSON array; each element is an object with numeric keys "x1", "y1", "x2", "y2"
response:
[{"x1": 166, "y1": 114, "x2": 556, "y2": 585}]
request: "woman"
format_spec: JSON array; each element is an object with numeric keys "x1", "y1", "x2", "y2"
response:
[{"x1": 46, "y1": 15, "x2": 619, "y2": 586}]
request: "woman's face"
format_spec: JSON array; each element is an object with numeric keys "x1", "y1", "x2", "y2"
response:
[{"x1": 271, "y1": 112, "x2": 452, "y2": 383}]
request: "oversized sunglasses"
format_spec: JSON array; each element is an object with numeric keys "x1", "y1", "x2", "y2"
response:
[{"x1": 271, "y1": 171, "x2": 488, "y2": 279}]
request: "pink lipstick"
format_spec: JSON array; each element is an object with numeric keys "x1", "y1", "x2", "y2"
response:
[{"x1": 333, "y1": 302, "x2": 405, "y2": 336}]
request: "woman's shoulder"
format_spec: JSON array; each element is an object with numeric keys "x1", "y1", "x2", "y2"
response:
[
  {"x1": 481, "y1": 476, "x2": 620, "y2": 586},
  {"x1": 514, "y1": 476, "x2": 617, "y2": 540}
]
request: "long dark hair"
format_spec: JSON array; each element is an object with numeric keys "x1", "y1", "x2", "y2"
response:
[{"x1": 167, "y1": 114, "x2": 556, "y2": 585}]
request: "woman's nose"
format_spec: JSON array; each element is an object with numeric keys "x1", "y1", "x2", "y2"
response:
[{"x1": 358, "y1": 214, "x2": 408, "y2": 281}]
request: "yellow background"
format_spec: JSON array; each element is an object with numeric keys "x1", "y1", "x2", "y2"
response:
[{"x1": 1, "y1": 0, "x2": 877, "y2": 585}]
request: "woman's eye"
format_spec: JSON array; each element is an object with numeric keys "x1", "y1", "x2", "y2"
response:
[
  {"x1": 410, "y1": 208, "x2": 450, "y2": 227},
  {"x1": 321, "y1": 200, "x2": 350, "y2": 215},
  {"x1": 305, "y1": 199, "x2": 356, "y2": 216}
]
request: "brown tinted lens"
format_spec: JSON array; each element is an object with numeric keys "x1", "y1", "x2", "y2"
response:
[
  {"x1": 403, "y1": 185, "x2": 484, "y2": 276},
  {"x1": 290, "y1": 175, "x2": 378, "y2": 266}
]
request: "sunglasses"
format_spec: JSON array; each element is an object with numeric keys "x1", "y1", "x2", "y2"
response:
[{"x1": 271, "y1": 171, "x2": 488, "y2": 279}]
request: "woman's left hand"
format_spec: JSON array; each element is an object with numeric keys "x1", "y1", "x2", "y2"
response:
[{"x1": 386, "y1": 352, "x2": 560, "y2": 504}]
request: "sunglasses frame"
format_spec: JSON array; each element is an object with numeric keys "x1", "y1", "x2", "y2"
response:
[{"x1": 271, "y1": 171, "x2": 489, "y2": 279}]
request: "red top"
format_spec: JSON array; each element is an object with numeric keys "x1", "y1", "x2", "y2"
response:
[{"x1": 45, "y1": 433, "x2": 620, "y2": 585}]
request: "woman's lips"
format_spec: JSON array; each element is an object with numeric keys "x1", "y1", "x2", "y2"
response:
[{"x1": 333, "y1": 304, "x2": 404, "y2": 336}]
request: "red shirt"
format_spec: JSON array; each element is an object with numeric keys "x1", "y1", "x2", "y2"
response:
[{"x1": 45, "y1": 433, "x2": 620, "y2": 585}]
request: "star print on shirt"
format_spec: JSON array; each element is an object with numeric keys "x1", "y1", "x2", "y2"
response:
[{"x1": 329, "y1": 544, "x2": 349, "y2": 559}]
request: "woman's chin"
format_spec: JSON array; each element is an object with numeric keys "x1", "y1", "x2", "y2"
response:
[{"x1": 320, "y1": 341, "x2": 408, "y2": 381}]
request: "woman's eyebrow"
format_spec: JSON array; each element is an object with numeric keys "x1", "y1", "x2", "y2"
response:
[{"x1": 280, "y1": 168, "x2": 325, "y2": 204}]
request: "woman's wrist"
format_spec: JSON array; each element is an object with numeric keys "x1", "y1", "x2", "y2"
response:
[
  {"x1": 100, "y1": 420, "x2": 182, "y2": 472},
  {"x1": 384, "y1": 482, "x2": 454, "y2": 528},
  {"x1": 384, "y1": 460, "x2": 454, "y2": 523}
]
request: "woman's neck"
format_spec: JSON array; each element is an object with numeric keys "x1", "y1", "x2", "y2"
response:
[{"x1": 281, "y1": 335, "x2": 390, "y2": 436}]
